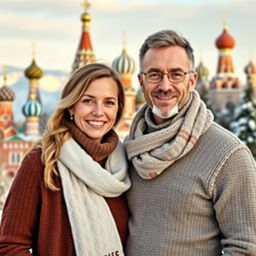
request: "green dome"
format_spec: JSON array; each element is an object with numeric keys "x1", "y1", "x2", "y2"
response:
[
  {"x1": 244, "y1": 60, "x2": 256, "y2": 75},
  {"x1": 196, "y1": 61, "x2": 209, "y2": 80},
  {"x1": 22, "y1": 99, "x2": 43, "y2": 117},
  {"x1": 24, "y1": 59, "x2": 43, "y2": 79},
  {"x1": 136, "y1": 88, "x2": 145, "y2": 105}
]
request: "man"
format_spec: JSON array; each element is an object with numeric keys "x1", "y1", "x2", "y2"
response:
[{"x1": 124, "y1": 30, "x2": 256, "y2": 255}]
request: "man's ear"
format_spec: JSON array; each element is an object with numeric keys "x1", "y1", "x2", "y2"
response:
[
  {"x1": 189, "y1": 72, "x2": 198, "y2": 92},
  {"x1": 138, "y1": 73, "x2": 145, "y2": 92}
]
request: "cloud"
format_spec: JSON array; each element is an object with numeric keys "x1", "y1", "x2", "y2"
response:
[
  {"x1": 40, "y1": 75, "x2": 68, "y2": 92},
  {"x1": 0, "y1": 72, "x2": 22, "y2": 87},
  {"x1": 0, "y1": 0, "x2": 256, "y2": 85}
]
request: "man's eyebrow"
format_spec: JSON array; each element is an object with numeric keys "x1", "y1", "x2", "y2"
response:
[
  {"x1": 146, "y1": 68, "x2": 162, "y2": 72},
  {"x1": 168, "y1": 68, "x2": 184, "y2": 72},
  {"x1": 146, "y1": 67, "x2": 185, "y2": 72}
]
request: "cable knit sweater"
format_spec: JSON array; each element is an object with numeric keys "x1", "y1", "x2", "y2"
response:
[
  {"x1": 125, "y1": 122, "x2": 256, "y2": 256},
  {"x1": 0, "y1": 128, "x2": 129, "y2": 255}
]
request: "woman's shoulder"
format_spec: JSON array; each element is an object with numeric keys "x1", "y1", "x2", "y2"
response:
[
  {"x1": 24, "y1": 147, "x2": 42, "y2": 161},
  {"x1": 20, "y1": 147, "x2": 44, "y2": 173}
]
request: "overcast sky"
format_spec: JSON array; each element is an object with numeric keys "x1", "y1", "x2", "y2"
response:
[{"x1": 1, "y1": 0, "x2": 256, "y2": 86}]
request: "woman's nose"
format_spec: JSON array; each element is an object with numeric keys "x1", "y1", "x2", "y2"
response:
[{"x1": 92, "y1": 104, "x2": 103, "y2": 116}]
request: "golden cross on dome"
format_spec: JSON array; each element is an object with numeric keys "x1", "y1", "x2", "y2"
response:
[
  {"x1": 81, "y1": 0, "x2": 90, "y2": 12},
  {"x1": 32, "y1": 42, "x2": 36, "y2": 59},
  {"x1": 223, "y1": 12, "x2": 228, "y2": 30},
  {"x1": 122, "y1": 31, "x2": 127, "y2": 49},
  {"x1": 2, "y1": 65, "x2": 7, "y2": 84},
  {"x1": 248, "y1": 48, "x2": 254, "y2": 61}
]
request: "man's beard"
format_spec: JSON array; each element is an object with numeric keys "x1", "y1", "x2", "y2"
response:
[
  {"x1": 151, "y1": 89, "x2": 179, "y2": 119},
  {"x1": 152, "y1": 104, "x2": 178, "y2": 119}
]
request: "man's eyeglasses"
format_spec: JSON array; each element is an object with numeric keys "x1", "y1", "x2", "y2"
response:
[{"x1": 142, "y1": 70, "x2": 194, "y2": 84}]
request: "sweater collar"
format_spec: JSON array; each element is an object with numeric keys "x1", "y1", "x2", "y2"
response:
[{"x1": 68, "y1": 122, "x2": 118, "y2": 163}]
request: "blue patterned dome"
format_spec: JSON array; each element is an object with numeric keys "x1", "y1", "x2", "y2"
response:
[
  {"x1": 112, "y1": 48, "x2": 135, "y2": 75},
  {"x1": 22, "y1": 99, "x2": 44, "y2": 117}
]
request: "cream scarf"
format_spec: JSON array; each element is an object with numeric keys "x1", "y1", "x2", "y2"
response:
[
  {"x1": 57, "y1": 138, "x2": 131, "y2": 256},
  {"x1": 125, "y1": 91, "x2": 214, "y2": 179}
]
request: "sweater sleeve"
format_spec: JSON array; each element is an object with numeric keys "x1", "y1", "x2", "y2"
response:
[
  {"x1": 0, "y1": 150, "x2": 42, "y2": 255},
  {"x1": 212, "y1": 147, "x2": 256, "y2": 255}
]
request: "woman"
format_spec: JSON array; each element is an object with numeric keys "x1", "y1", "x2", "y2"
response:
[{"x1": 0, "y1": 63, "x2": 131, "y2": 256}]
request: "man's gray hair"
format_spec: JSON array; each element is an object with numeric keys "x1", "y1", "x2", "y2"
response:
[{"x1": 139, "y1": 29, "x2": 195, "y2": 71}]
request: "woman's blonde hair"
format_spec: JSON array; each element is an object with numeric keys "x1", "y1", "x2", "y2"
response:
[{"x1": 34, "y1": 63, "x2": 125, "y2": 191}]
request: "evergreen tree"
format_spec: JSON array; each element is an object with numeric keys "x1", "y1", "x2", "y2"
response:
[{"x1": 230, "y1": 86, "x2": 256, "y2": 156}]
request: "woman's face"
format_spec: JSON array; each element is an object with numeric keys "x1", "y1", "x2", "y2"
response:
[{"x1": 69, "y1": 77, "x2": 119, "y2": 142}]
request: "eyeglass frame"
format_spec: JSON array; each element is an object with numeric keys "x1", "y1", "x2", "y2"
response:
[{"x1": 141, "y1": 69, "x2": 194, "y2": 84}]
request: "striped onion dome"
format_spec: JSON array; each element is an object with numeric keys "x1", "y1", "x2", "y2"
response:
[
  {"x1": 112, "y1": 47, "x2": 135, "y2": 75},
  {"x1": 25, "y1": 59, "x2": 43, "y2": 80},
  {"x1": 22, "y1": 99, "x2": 43, "y2": 117},
  {"x1": 0, "y1": 85, "x2": 15, "y2": 101}
]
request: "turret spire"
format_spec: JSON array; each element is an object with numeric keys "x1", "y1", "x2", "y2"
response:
[{"x1": 72, "y1": 0, "x2": 95, "y2": 71}]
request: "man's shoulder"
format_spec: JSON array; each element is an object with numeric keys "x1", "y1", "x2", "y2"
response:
[
  {"x1": 206, "y1": 122, "x2": 243, "y2": 145},
  {"x1": 198, "y1": 121, "x2": 248, "y2": 157}
]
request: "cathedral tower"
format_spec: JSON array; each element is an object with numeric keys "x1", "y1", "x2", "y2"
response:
[
  {"x1": 23, "y1": 54, "x2": 44, "y2": 137},
  {"x1": 72, "y1": 0, "x2": 95, "y2": 71},
  {"x1": 0, "y1": 73, "x2": 16, "y2": 139},
  {"x1": 210, "y1": 24, "x2": 242, "y2": 111}
]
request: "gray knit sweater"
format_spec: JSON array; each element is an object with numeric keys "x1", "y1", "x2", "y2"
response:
[{"x1": 125, "y1": 122, "x2": 256, "y2": 255}]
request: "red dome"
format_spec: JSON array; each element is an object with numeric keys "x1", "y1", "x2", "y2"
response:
[{"x1": 215, "y1": 27, "x2": 235, "y2": 49}]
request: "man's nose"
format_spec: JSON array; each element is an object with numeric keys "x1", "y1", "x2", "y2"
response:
[{"x1": 158, "y1": 74, "x2": 172, "y2": 91}]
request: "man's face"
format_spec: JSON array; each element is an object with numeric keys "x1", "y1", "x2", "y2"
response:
[{"x1": 138, "y1": 45, "x2": 198, "y2": 124}]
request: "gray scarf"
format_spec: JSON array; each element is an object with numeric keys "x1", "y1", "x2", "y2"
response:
[{"x1": 125, "y1": 91, "x2": 214, "y2": 179}]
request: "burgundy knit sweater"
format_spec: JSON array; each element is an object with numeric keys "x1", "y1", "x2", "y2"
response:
[{"x1": 0, "y1": 128, "x2": 129, "y2": 255}]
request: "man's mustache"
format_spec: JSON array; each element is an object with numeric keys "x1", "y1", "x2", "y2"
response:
[{"x1": 152, "y1": 90, "x2": 178, "y2": 97}]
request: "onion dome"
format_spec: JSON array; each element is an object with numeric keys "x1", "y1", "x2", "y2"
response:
[
  {"x1": 244, "y1": 60, "x2": 256, "y2": 75},
  {"x1": 22, "y1": 99, "x2": 43, "y2": 117},
  {"x1": 136, "y1": 88, "x2": 145, "y2": 105},
  {"x1": 112, "y1": 47, "x2": 135, "y2": 75},
  {"x1": 0, "y1": 74, "x2": 15, "y2": 101},
  {"x1": 24, "y1": 58, "x2": 43, "y2": 80},
  {"x1": 196, "y1": 60, "x2": 209, "y2": 79},
  {"x1": 0, "y1": 85, "x2": 15, "y2": 101},
  {"x1": 215, "y1": 25, "x2": 235, "y2": 49}
]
